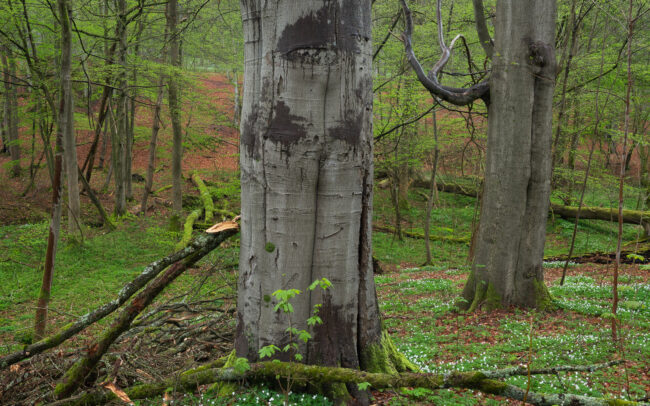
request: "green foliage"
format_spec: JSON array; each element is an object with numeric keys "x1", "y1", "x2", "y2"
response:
[{"x1": 259, "y1": 280, "x2": 331, "y2": 363}]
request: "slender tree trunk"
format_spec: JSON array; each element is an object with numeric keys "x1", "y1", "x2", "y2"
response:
[
  {"x1": 60, "y1": 0, "x2": 81, "y2": 235},
  {"x1": 96, "y1": 0, "x2": 111, "y2": 173},
  {"x1": 612, "y1": 0, "x2": 635, "y2": 341},
  {"x1": 1, "y1": 46, "x2": 21, "y2": 177},
  {"x1": 35, "y1": 0, "x2": 72, "y2": 339},
  {"x1": 567, "y1": 95, "x2": 581, "y2": 172},
  {"x1": 98, "y1": 111, "x2": 109, "y2": 170},
  {"x1": 237, "y1": 3, "x2": 406, "y2": 403},
  {"x1": 462, "y1": 0, "x2": 556, "y2": 311},
  {"x1": 140, "y1": 79, "x2": 165, "y2": 215},
  {"x1": 424, "y1": 109, "x2": 439, "y2": 266},
  {"x1": 125, "y1": 19, "x2": 144, "y2": 201},
  {"x1": 167, "y1": 0, "x2": 183, "y2": 226},
  {"x1": 551, "y1": 0, "x2": 579, "y2": 170},
  {"x1": 112, "y1": 0, "x2": 127, "y2": 216},
  {"x1": 0, "y1": 85, "x2": 7, "y2": 155}
]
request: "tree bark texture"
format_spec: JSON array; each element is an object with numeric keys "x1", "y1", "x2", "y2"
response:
[
  {"x1": 236, "y1": 0, "x2": 385, "y2": 376},
  {"x1": 462, "y1": 0, "x2": 557, "y2": 310},
  {"x1": 59, "y1": 0, "x2": 81, "y2": 234}
]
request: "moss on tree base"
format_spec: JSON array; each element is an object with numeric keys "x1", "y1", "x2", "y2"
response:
[
  {"x1": 361, "y1": 330, "x2": 419, "y2": 374},
  {"x1": 462, "y1": 271, "x2": 557, "y2": 312}
]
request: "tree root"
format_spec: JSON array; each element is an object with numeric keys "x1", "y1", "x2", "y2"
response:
[{"x1": 51, "y1": 359, "x2": 643, "y2": 406}]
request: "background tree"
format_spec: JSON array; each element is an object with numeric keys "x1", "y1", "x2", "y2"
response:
[
  {"x1": 401, "y1": 0, "x2": 556, "y2": 310},
  {"x1": 0, "y1": 44, "x2": 21, "y2": 177},
  {"x1": 168, "y1": 0, "x2": 183, "y2": 228}
]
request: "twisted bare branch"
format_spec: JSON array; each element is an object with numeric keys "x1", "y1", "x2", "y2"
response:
[{"x1": 400, "y1": 0, "x2": 489, "y2": 106}]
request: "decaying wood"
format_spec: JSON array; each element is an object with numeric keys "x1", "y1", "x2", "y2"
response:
[
  {"x1": 550, "y1": 203, "x2": 650, "y2": 236},
  {"x1": 0, "y1": 229, "x2": 237, "y2": 371},
  {"x1": 407, "y1": 174, "x2": 649, "y2": 234},
  {"x1": 53, "y1": 360, "x2": 641, "y2": 406},
  {"x1": 54, "y1": 225, "x2": 238, "y2": 399},
  {"x1": 545, "y1": 238, "x2": 650, "y2": 264},
  {"x1": 191, "y1": 171, "x2": 214, "y2": 223},
  {"x1": 175, "y1": 208, "x2": 203, "y2": 250}
]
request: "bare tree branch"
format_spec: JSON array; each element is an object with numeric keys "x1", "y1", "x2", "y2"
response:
[{"x1": 400, "y1": 0, "x2": 489, "y2": 106}]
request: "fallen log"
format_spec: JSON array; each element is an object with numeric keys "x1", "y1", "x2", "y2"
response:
[
  {"x1": 545, "y1": 238, "x2": 650, "y2": 264},
  {"x1": 405, "y1": 176, "x2": 650, "y2": 236},
  {"x1": 550, "y1": 203, "x2": 650, "y2": 236},
  {"x1": 0, "y1": 231, "x2": 234, "y2": 370},
  {"x1": 191, "y1": 171, "x2": 214, "y2": 223},
  {"x1": 53, "y1": 225, "x2": 239, "y2": 399},
  {"x1": 52, "y1": 359, "x2": 642, "y2": 406},
  {"x1": 176, "y1": 208, "x2": 203, "y2": 250},
  {"x1": 375, "y1": 224, "x2": 470, "y2": 244}
]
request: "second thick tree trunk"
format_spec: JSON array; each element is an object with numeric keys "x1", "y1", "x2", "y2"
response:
[{"x1": 462, "y1": 0, "x2": 556, "y2": 310}]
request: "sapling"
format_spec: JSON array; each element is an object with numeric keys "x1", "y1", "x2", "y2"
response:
[{"x1": 258, "y1": 278, "x2": 332, "y2": 405}]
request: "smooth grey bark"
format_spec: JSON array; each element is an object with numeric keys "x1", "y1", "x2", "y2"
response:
[
  {"x1": 236, "y1": 0, "x2": 383, "y2": 377},
  {"x1": 59, "y1": 0, "x2": 81, "y2": 234},
  {"x1": 462, "y1": 0, "x2": 556, "y2": 310},
  {"x1": 400, "y1": 0, "x2": 555, "y2": 309},
  {"x1": 167, "y1": 0, "x2": 183, "y2": 223}
]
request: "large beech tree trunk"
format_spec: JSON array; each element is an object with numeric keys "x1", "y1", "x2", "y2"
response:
[
  {"x1": 461, "y1": 0, "x2": 557, "y2": 311},
  {"x1": 236, "y1": 1, "x2": 394, "y2": 393}
]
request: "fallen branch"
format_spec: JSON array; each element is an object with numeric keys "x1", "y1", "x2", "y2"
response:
[
  {"x1": 77, "y1": 166, "x2": 116, "y2": 230},
  {"x1": 375, "y1": 225, "x2": 470, "y2": 244},
  {"x1": 550, "y1": 203, "x2": 650, "y2": 236},
  {"x1": 0, "y1": 232, "x2": 232, "y2": 370},
  {"x1": 544, "y1": 238, "x2": 650, "y2": 264},
  {"x1": 191, "y1": 171, "x2": 214, "y2": 223},
  {"x1": 53, "y1": 360, "x2": 643, "y2": 406},
  {"x1": 481, "y1": 359, "x2": 625, "y2": 379},
  {"x1": 54, "y1": 225, "x2": 238, "y2": 399}
]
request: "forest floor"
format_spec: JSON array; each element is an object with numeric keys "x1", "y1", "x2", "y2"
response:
[{"x1": 0, "y1": 73, "x2": 649, "y2": 405}]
